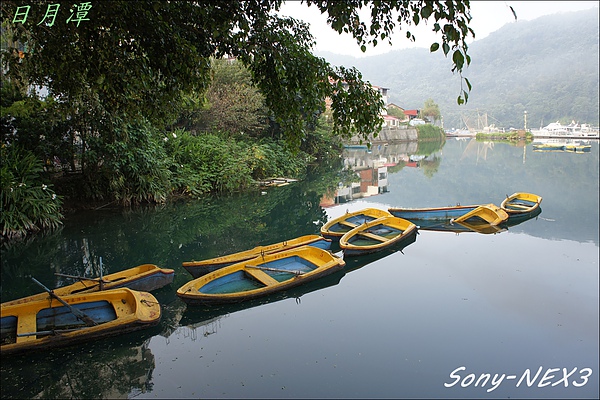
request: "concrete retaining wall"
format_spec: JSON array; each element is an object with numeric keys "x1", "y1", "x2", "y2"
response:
[{"x1": 347, "y1": 127, "x2": 418, "y2": 143}]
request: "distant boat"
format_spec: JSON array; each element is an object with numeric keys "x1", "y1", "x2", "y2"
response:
[
  {"x1": 182, "y1": 235, "x2": 332, "y2": 279},
  {"x1": 531, "y1": 121, "x2": 599, "y2": 138},
  {"x1": 177, "y1": 247, "x2": 345, "y2": 305},
  {"x1": 339, "y1": 216, "x2": 418, "y2": 256},
  {"x1": 320, "y1": 208, "x2": 392, "y2": 241}
]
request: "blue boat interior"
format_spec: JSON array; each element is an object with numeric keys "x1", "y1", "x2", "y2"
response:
[
  {"x1": 348, "y1": 224, "x2": 403, "y2": 246},
  {"x1": 330, "y1": 214, "x2": 378, "y2": 233},
  {"x1": 199, "y1": 256, "x2": 318, "y2": 295},
  {"x1": 1, "y1": 301, "x2": 117, "y2": 343},
  {"x1": 200, "y1": 270, "x2": 265, "y2": 294},
  {"x1": 309, "y1": 239, "x2": 332, "y2": 250},
  {"x1": 36, "y1": 300, "x2": 117, "y2": 331},
  {"x1": 504, "y1": 199, "x2": 536, "y2": 211}
]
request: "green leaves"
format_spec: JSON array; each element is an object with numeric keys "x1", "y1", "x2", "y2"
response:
[{"x1": 1, "y1": 145, "x2": 63, "y2": 240}]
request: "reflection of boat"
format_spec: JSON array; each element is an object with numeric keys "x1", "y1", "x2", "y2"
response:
[
  {"x1": 2, "y1": 264, "x2": 174, "y2": 307},
  {"x1": 177, "y1": 247, "x2": 345, "y2": 305},
  {"x1": 1, "y1": 288, "x2": 162, "y2": 355},
  {"x1": 564, "y1": 144, "x2": 591, "y2": 152},
  {"x1": 502, "y1": 206, "x2": 542, "y2": 227},
  {"x1": 389, "y1": 203, "x2": 508, "y2": 226},
  {"x1": 339, "y1": 216, "x2": 418, "y2": 256},
  {"x1": 501, "y1": 192, "x2": 542, "y2": 217},
  {"x1": 533, "y1": 143, "x2": 565, "y2": 151},
  {"x1": 182, "y1": 235, "x2": 332, "y2": 278},
  {"x1": 321, "y1": 208, "x2": 391, "y2": 241}
]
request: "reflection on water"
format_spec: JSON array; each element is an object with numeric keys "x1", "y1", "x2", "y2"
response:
[
  {"x1": 1, "y1": 329, "x2": 158, "y2": 399},
  {"x1": 1, "y1": 140, "x2": 598, "y2": 399}
]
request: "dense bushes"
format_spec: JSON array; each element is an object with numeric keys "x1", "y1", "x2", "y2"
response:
[
  {"x1": 165, "y1": 130, "x2": 308, "y2": 197},
  {"x1": 1, "y1": 145, "x2": 63, "y2": 239}
]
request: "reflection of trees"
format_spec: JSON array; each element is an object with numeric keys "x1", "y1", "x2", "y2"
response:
[
  {"x1": 460, "y1": 139, "x2": 495, "y2": 162},
  {"x1": 420, "y1": 157, "x2": 441, "y2": 178},
  {"x1": 0, "y1": 333, "x2": 156, "y2": 399}
]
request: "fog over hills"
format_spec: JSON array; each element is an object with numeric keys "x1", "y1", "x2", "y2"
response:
[{"x1": 316, "y1": 9, "x2": 599, "y2": 130}]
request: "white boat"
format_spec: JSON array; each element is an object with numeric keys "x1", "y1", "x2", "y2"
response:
[{"x1": 532, "y1": 121, "x2": 599, "y2": 138}]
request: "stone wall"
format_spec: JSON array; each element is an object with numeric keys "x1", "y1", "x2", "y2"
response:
[{"x1": 346, "y1": 126, "x2": 418, "y2": 144}]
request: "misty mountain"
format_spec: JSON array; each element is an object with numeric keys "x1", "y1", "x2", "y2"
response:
[{"x1": 316, "y1": 9, "x2": 599, "y2": 130}]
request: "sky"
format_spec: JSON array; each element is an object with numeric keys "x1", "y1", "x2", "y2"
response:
[{"x1": 278, "y1": 1, "x2": 600, "y2": 58}]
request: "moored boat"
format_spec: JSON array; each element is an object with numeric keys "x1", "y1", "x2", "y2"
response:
[
  {"x1": 320, "y1": 208, "x2": 391, "y2": 241},
  {"x1": 388, "y1": 204, "x2": 479, "y2": 221},
  {"x1": 2, "y1": 264, "x2": 174, "y2": 307},
  {"x1": 182, "y1": 234, "x2": 332, "y2": 278},
  {"x1": 389, "y1": 203, "x2": 508, "y2": 226},
  {"x1": 177, "y1": 246, "x2": 345, "y2": 305},
  {"x1": 501, "y1": 192, "x2": 543, "y2": 217},
  {"x1": 339, "y1": 216, "x2": 418, "y2": 256},
  {"x1": 1, "y1": 288, "x2": 161, "y2": 355}
]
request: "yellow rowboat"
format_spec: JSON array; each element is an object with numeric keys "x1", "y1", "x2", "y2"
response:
[
  {"x1": 1, "y1": 288, "x2": 161, "y2": 355},
  {"x1": 182, "y1": 234, "x2": 332, "y2": 278},
  {"x1": 501, "y1": 192, "x2": 543, "y2": 215},
  {"x1": 177, "y1": 246, "x2": 345, "y2": 305},
  {"x1": 2, "y1": 264, "x2": 174, "y2": 307},
  {"x1": 450, "y1": 203, "x2": 509, "y2": 226},
  {"x1": 320, "y1": 208, "x2": 392, "y2": 241},
  {"x1": 339, "y1": 216, "x2": 418, "y2": 256}
]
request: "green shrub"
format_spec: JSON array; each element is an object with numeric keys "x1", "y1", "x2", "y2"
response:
[
  {"x1": 1, "y1": 145, "x2": 63, "y2": 240},
  {"x1": 100, "y1": 121, "x2": 173, "y2": 205},
  {"x1": 165, "y1": 130, "x2": 308, "y2": 196}
]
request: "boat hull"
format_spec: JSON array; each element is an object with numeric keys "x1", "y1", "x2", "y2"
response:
[
  {"x1": 1, "y1": 288, "x2": 161, "y2": 355},
  {"x1": 2, "y1": 264, "x2": 174, "y2": 307},
  {"x1": 182, "y1": 235, "x2": 332, "y2": 278},
  {"x1": 321, "y1": 208, "x2": 392, "y2": 240},
  {"x1": 340, "y1": 216, "x2": 418, "y2": 256},
  {"x1": 177, "y1": 247, "x2": 345, "y2": 305}
]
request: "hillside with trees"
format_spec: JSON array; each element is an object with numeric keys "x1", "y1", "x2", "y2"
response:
[{"x1": 320, "y1": 9, "x2": 599, "y2": 130}]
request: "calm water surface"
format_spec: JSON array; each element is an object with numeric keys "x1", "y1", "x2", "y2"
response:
[{"x1": 1, "y1": 139, "x2": 598, "y2": 399}]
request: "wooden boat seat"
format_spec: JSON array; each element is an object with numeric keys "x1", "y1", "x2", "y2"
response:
[
  {"x1": 506, "y1": 203, "x2": 531, "y2": 209},
  {"x1": 338, "y1": 220, "x2": 358, "y2": 228},
  {"x1": 357, "y1": 231, "x2": 389, "y2": 242},
  {"x1": 245, "y1": 268, "x2": 280, "y2": 286},
  {"x1": 16, "y1": 314, "x2": 37, "y2": 343}
]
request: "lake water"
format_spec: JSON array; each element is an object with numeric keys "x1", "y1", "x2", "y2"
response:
[{"x1": 1, "y1": 138, "x2": 598, "y2": 399}]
